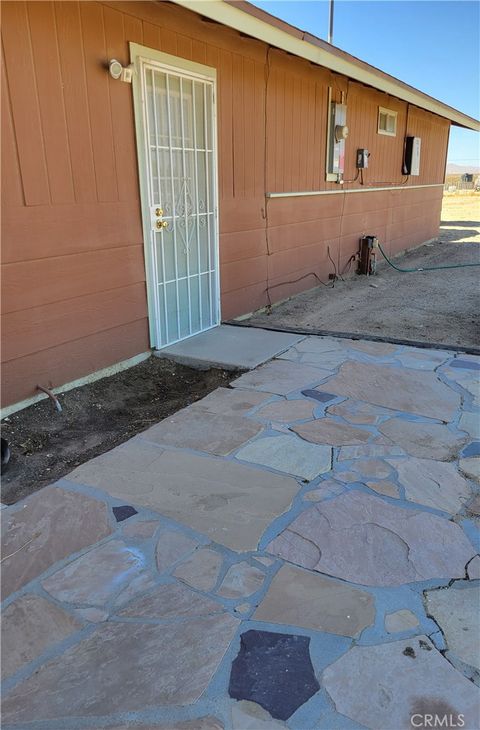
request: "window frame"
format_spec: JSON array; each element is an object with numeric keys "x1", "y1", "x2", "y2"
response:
[{"x1": 377, "y1": 106, "x2": 398, "y2": 137}]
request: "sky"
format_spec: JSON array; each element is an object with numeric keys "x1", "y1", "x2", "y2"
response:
[{"x1": 250, "y1": 0, "x2": 480, "y2": 167}]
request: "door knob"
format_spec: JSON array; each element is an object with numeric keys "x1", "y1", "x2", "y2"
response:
[
  {"x1": 155, "y1": 207, "x2": 163, "y2": 217},
  {"x1": 155, "y1": 220, "x2": 168, "y2": 230}
]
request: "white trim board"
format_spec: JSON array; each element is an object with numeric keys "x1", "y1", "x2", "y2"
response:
[
  {"x1": 267, "y1": 183, "x2": 444, "y2": 198},
  {"x1": 170, "y1": 0, "x2": 479, "y2": 131},
  {"x1": 1, "y1": 352, "x2": 151, "y2": 419}
]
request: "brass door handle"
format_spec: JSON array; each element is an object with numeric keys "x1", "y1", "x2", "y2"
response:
[{"x1": 155, "y1": 219, "x2": 168, "y2": 230}]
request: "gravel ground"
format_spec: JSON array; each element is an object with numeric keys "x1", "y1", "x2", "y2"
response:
[{"x1": 246, "y1": 194, "x2": 480, "y2": 349}]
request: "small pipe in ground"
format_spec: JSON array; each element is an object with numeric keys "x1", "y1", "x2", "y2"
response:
[{"x1": 36, "y1": 385, "x2": 62, "y2": 413}]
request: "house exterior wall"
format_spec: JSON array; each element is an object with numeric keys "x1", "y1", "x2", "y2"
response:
[{"x1": 1, "y1": 1, "x2": 450, "y2": 407}]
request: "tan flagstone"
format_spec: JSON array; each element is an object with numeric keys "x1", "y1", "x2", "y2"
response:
[
  {"x1": 379, "y1": 418, "x2": 466, "y2": 460},
  {"x1": 1, "y1": 486, "x2": 113, "y2": 600},
  {"x1": 323, "y1": 361, "x2": 460, "y2": 420},
  {"x1": 118, "y1": 582, "x2": 225, "y2": 618},
  {"x1": 255, "y1": 399, "x2": 315, "y2": 423},
  {"x1": 1, "y1": 615, "x2": 239, "y2": 722},
  {"x1": 42, "y1": 539, "x2": 145, "y2": 606},
  {"x1": 235, "y1": 434, "x2": 332, "y2": 480},
  {"x1": 141, "y1": 408, "x2": 262, "y2": 456},
  {"x1": 190, "y1": 387, "x2": 270, "y2": 415},
  {"x1": 1, "y1": 594, "x2": 81, "y2": 679},
  {"x1": 174, "y1": 548, "x2": 223, "y2": 592},
  {"x1": 122, "y1": 520, "x2": 160, "y2": 538},
  {"x1": 217, "y1": 561, "x2": 265, "y2": 599},
  {"x1": 365, "y1": 480, "x2": 400, "y2": 498},
  {"x1": 68, "y1": 439, "x2": 300, "y2": 552},
  {"x1": 384, "y1": 609, "x2": 419, "y2": 633},
  {"x1": 425, "y1": 583, "x2": 480, "y2": 672},
  {"x1": 267, "y1": 491, "x2": 475, "y2": 586},
  {"x1": 156, "y1": 530, "x2": 198, "y2": 573},
  {"x1": 231, "y1": 360, "x2": 331, "y2": 396},
  {"x1": 323, "y1": 637, "x2": 480, "y2": 730},
  {"x1": 388, "y1": 457, "x2": 472, "y2": 514},
  {"x1": 254, "y1": 564, "x2": 375, "y2": 637},
  {"x1": 292, "y1": 419, "x2": 371, "y2": 446}
]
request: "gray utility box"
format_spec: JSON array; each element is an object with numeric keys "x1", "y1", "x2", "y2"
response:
[{"x1": 403, "y1": 136, "x2": 421, "y2": 176}]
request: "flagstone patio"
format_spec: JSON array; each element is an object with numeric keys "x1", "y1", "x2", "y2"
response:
[{"x1": 1, "y1": 332, "x2": 479, "y2": 730}]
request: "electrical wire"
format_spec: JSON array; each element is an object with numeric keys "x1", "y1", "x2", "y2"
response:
[{"x1": 378, "y1": 242, "x2": 480, "y2": 272}]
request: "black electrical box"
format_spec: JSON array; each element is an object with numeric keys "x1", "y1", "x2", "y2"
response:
[
  {"x1": 403, "y1": 136, "x2": 421, "y2": 176},
  {"x1": 356, "y1": 149, "x2": 369, "y2": 168}
]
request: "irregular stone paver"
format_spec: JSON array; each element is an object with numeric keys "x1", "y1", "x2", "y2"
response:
[
  {"x1": 365, "y1": 480, "x2": 400, "y2": 498},
  {"x1": 174, "y1": 548, "x2": 223, "y2": 591},
  {"x1": 323, "y1": 636, "x2": 480, "y2": 730},
  {"x1": 74, "y1": 607, "x2": 108, "y2": 623},
  {"x1": 467, "y1": 555, "x2": 480, "y2": 579},
  {"x1": 142, "y1": 408, "x2": 262, "y2": 456},
  {"x1": 338, "y1": 443, "x2": 404, "y2": 460},
  {"x1": 254, "y1": 564, "x2": 375, "y2": 637},
  {"x1": 385, "y1": 609, "x2": 420, "y2": 633},
  {"x1": 292, "y1": 418, "x2": 371, "y2": 446},
  {"x1": 459, "y1": 456, "x2": 480, "y2": 482},
  {"x1": 1, "y1": 615, "x2": 239, "y2": 723},
  {"x1": 112, "y1": 571, "x2": 157, "y2": 608},
  {"x1": 112, "y1": 505, "x2": 137, "y2": 522},
  {"x1": 1, "y1": 594, "x2": 81, "y2": 679},
  {"x1": 394, "y1": 349, "x2": 451, "y2": 370},
  {"x1": 118, "y1": 582, "x2": 225, "y2": 618},
  {"x1": 327, "y1": 399, "x2": 390, "y2": 424},
  {"x1": 229, "y1": 630, "x2": 319, "y2": 721},
  {"x1": 353, "y1": 459, "x2": 392, "y2": 478},
  {"x1": 231, "y1": 360, "x2": 330, "y2": 395},
  {"x1": 324, "y1": 361, "x2": 460, "y2": 420},
  {"x1": 295, "y1": 336, "x2": 346, "y2": 354},
  {"x1": 217, "y1": 562, "x2": 265, "y2": 598},
  {"x1": 301, "y1": 388, "x2": 337, "y2": 403},
  {"x1": 388, "y1": 457, "x2": 472, "y2": 514},
  {"x1": 267, "y1": 491, "x2": 476, "y2": 586},
  {"x1": 379, "y1": 418, "x2": 466, "y2": 460},
  {"x1": 122, "y1": 520, "x2": 159, "y2": 538},
  {"x1": 450, "y1": 358, "x2": 480, "y2": 371},
  {"x1": 42, "y1": 539, "x2": 144, "y2": 606},
  {"x1": 190, "y1": 387, "x2": 270, "y2": 415},
  {"x1": 231, "y1": 700, "x2": 286, "y2": 729},
  {"x1": 331, "y1": 470, "x2": 358, "y2": 483},
  {"x1": 304, "y1": 479, "x2": 346, "y2": 501},
  {"x1": 1, "y1": 486, "x2": 113, "y2": 599},
  {"x1": 255, "y1": 399, "x2": 314, "y2": 423},
  {"x1": 68, "y1": 440, "x2": 300, "y2": 552},
  {"x1": 348, "y1": 340, "x2": 397, "y2": 356},
  {"x1": 235, "y1": 434, "x2": 331, "y2": 480},
  {"x1": 458, "y1": 411, "x2": 480, "y2": 439},
  {"x1": 156, "y1": 530, "x2": 198, "y2": 573},
  {"x1": 425, "y1": 583, "x2": 480, "y2": 672}
]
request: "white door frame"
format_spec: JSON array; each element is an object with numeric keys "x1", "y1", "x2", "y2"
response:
[{"x1": 130, "y1": 42, "x2": 220, "y2": 349}]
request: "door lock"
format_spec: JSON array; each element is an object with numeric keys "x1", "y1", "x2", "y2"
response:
[
  {"x1": 155, "y1": 207, "x2": 163, "y2": 217},
  {"x1": 155, "y1": 219, "x2": 168, "y2": 230}
]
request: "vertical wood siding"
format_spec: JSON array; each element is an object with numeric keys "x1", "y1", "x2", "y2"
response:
[{"x1": 1, "y1": 0, "x2": 450, "y2": 407}]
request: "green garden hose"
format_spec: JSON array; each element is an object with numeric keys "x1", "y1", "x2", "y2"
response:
[{"x1": 377, "y1": 242, "x2": 480, "y2": 272}]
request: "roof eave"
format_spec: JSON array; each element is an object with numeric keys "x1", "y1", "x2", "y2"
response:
[{"x1": 169, "y1": 0, "x2": 480, "y2": 132}]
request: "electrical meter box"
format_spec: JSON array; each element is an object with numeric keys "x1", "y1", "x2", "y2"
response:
[
  {"x1": 403, "y1": 136, "x2": 421, "y2": 176},
  {"x1": 327, "y1": 102, "x2": 347, "y2": 177},
  {"x1": 356, "y1": 149, "x2": 369, "y2": 169}
]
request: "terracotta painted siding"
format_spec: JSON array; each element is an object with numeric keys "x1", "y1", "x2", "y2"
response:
[
  {"x1": 1, "y1": 0, "x2": 450, "y2": 407},
  {"x1": 1, "y1": 1, "x2": 149, "y2": 406}
]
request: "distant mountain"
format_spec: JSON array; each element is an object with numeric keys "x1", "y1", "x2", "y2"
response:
[{"x1": 446, "y1": 163, "x2": 480, "y2": 175}]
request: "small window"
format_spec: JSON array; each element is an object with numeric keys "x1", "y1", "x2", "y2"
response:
[{"x1": 378, "y1": 107, "x2": 397, "y2": 136}]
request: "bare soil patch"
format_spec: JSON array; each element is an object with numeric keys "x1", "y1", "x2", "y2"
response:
[
  {"x1": 1, "y1": 358, "x2": 238, "y2": 505},
  {"x1": 247, "y1": 194, "x2": 480, "y2": 349}
]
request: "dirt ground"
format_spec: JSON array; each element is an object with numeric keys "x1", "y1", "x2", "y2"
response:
[
  {"x1": 1, "y1": 358, "x2": 237, "y2": 505},
  {"x1": 247, "y1": 193, "x2": 480, "y2": 349}
]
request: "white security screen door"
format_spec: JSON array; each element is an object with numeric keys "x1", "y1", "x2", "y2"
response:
[{"x1": 135, "y1": 48, "x2": 219, "y2": 348}]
